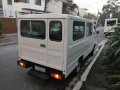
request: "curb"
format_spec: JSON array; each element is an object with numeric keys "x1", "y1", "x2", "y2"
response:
[
  {"x1": 5, "y1": 33, "x2": 17, "y2": 36},
  {"x1": 73, "y1": 40, "x2": 107, "y2": 90},
  {"x1": 0, "y1": 41, "x2": 17, "y2": 47}
]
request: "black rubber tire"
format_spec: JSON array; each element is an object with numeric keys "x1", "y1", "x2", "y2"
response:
[
  {"x1": 90, "y1": 46, "x2": 95, "y2": 57},
  {"x1": 75, "y1": 62, "x2": 80, "y2": 73},
  {"x1": 75, "y1": 57, "x2": 83, "y2": 73}
]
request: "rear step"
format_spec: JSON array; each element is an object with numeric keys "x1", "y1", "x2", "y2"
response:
[{"x1": 28, "y1": 69, "x2": 50, "y2": 80}]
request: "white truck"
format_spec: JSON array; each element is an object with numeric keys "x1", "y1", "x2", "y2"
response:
[
  {"x1": 104, "y1": 18, "x2": 118, "y2": 37},
  {"x1": 17, "y1": 14, "x2": 97, "y2": 80}
]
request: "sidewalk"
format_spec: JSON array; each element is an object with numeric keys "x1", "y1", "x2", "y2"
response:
[{"x1": 0, "y1": 33, "x2": 17, "y2": 46}]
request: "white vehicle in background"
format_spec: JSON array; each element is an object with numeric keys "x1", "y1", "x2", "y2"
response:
[
  {"x1": 104, "y1": 18, "x2": 118, "y2": 36},
  {"x1": 17, "y1": 14, "x2": 97, "y2": 80}
]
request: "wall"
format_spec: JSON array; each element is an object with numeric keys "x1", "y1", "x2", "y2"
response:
[
  {"x1": 1, "y1": 18, "x2": 17, "y2": 34},
  {"x1": 2, "y1": 0, "x2": 16, "y2": 18},
  {"x1": 13, "y1": 0, "x2": 45, "y2": 13},
  {"x1": 1, "y1": 0, "x2": 45, "y2": 18},
  {"x1": 79, "y1": 8, "x2": 87, "y2": 17},
  {"x1": 46, "y1": 1, "x2": 62, "y2": 13}
]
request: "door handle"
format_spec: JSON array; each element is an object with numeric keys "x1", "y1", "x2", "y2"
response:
[{"x1": 40, "y1": 44, "x2": 46, "y2": 48}]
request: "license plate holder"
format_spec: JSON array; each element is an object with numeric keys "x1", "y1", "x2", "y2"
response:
[{"x1": 35, "y1": 66, "x2": 46, "y2": 73}]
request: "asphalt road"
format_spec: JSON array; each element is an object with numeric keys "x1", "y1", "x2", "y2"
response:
[{"x1": 0, "y1": 44, "x2": 61, "y2": 90}]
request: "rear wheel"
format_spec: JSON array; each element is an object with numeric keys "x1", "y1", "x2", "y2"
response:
[
  {"x1": 90, "y1": 45, "x2": 95, "y2": 56},
  {"x1": 75, "y1": 57, "x2": 83, "y2": 73},
  {"x1": 75, "y1": 62, "x2": 80, "y2": 73}
]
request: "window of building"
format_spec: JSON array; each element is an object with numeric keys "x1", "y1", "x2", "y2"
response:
[
  {"x1": 73, "y1": 21, "x2": 85, "y2": 41},
  {"x1": 7, "y1": 0, "x2": 12, "y2": 5},
  {"x1": 14, "y1": 0, "x2": 29, "y2": 3},
  {"x1": 35, "y1": 0, "x2": 41, "y2": 6},
  {"x1": 21, "y1": 20, "x2": 46, "y2": 39},
  {"x1": 0, "y1": 0, "x2": 2, "y2": 8},
  {"x1": 86, "y1": 23, "x2": 93, "y2": 36},
  {"x1": 49, "y1": 21, "x2": 62, "y2": 42}
]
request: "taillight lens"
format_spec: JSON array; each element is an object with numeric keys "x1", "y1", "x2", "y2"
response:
[
  {"x1": 51, "y1": 73, "x2": 62, "y2": 80},
  {"x1": 18, "y1": 61, "x2": 25, "y2": 68}
]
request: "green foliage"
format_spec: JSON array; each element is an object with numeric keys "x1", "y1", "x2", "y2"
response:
[
  {"x1": 62, "y1": 2, "x2": 79, "y2": 15},
  {"x1": 108, "y1": 82, "x2": 120, "y2": 90},
  {"x1": 107, "y1": 75, "x2": 120, "y2": 85},
  {"x1": 83, "y1": 13, "x2": 97, "y2": 20},
  {"x1": 103, "y1": 26, "x2": 120, "y2": 66},
  {"x1": 107, "y1": 27, "x2": 120, "y2": 58}
]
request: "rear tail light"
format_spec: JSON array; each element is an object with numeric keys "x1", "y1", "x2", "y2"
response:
[
  {"x1": 17, "y1": 59, "x2": 33, "y2": 68},
  {"x1": 51, "y1": 73, "x2": 62, "y2": 80},
  {"x1": 17, "y1": 60, "x2": 26, "y2": 68}
]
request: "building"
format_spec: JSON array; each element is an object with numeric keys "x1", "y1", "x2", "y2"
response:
[
  {"x1": 46, "y1": 0, "x2": 73, "y2": 14},
  {"x1": 0, "y1": 0, "x2": 74, "y2": 34},
  {"x1": 0, "y1": 0, "x2": 46, "y2": 34},
  {"x1": 79, "y1": 8, "x2": 88, "y2": 17},
  {"x1": 0, "y1": 0, "x2": 46, "y2": 18},
  {"x1": 0, "y1": 0, "x2": 74, "y2": 18}
]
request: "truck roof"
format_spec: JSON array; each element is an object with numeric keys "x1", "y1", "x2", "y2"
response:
[
  {"x1": 18, "y1": 13, "x2": 93, "y2": 22},
  {"x1": 105, "y1": 18, "x2": 118, "y2": 21}
]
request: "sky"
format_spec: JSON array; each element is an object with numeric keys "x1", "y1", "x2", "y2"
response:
[{"x1": 74, "y1": 0, "x2": 108, "y2": 14}]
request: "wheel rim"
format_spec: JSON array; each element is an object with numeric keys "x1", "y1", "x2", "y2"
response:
[{"x1": 76, "y1": 63, "x2": 80, "y2": 73}]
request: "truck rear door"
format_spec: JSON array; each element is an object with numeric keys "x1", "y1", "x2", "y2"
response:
[
  {"x1": 19, "y1": 19, "x2": 48, "y2": 66},
  {"x1": 47, "y1": 19, "x2": 65, "y2": 70}
]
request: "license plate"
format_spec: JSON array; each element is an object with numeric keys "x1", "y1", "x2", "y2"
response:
[{"x1": 35, "y1": 66, "x2": 46, "y2": 73}]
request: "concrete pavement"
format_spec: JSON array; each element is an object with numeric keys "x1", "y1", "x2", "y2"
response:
[{"x1": 0, "y1": 33, "x2": 17, "y2": 46}]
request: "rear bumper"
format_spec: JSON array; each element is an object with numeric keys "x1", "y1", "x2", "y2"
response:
[{"x1": 17, "y1": 59, "x2": 65, "y2": 79}]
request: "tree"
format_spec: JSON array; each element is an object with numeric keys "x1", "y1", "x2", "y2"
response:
[
  {"x1": 98, "y1": 0, "x2": 120, "y2": 26},
  {"x1": 62, "y1": 1, "x2": 79, "y2": 16},
  {"x1": 83, "y1": 13, "x2": 98, "y2": 20}
]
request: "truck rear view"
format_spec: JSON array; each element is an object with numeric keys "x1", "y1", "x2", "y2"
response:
[{"x1": 17, "y1": 14, "x2": 66, "y2": 80}]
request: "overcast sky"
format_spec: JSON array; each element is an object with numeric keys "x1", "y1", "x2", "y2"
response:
[{"x1": 74, "y1": 0, "x2": 108, "y2": 14}]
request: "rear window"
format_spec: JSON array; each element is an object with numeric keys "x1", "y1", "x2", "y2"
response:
[
  {"x1": 49, "y1": 21, "x2": 62, "y2": 42},
  {"x1": 21, "y1": 20, "x2": 45, "y2": 39},
  {"x1": 107, "y1": 20, "x2": 116, "y2": 26}
]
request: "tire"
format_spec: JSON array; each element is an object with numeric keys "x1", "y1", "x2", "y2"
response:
[
  {"x1": 90, "y1": 46, "x2": 95, "y2": 57},
  {"x1": 75, "y1": 57, "x2": 83, "y2": 73},
  {"x1": 75, "y1": 62, "x2": 80, "y2": 73}
]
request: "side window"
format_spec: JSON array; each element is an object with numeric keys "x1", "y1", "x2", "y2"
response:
[
  {"x1": 21, "y1": 21, "x2": 30, "y2": 36},
  {"x1": 21, "y1": 20, "x2": 46, "y2": 39},
  {"x1": 86, "y1": 23, "x2": 93, "y2": 36},
  {"x1": 7, "y1": 0, "x2": 12, "y2": 5},
  {"x1": 35, "y1": 0, "x2": 41, "y2": 6},
  {"x1": 73, "y1": 21, "x2": 85, "y2": 41},
  {"x1": 49, "y1": 21, "x2": 62, "y2": 42}
]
